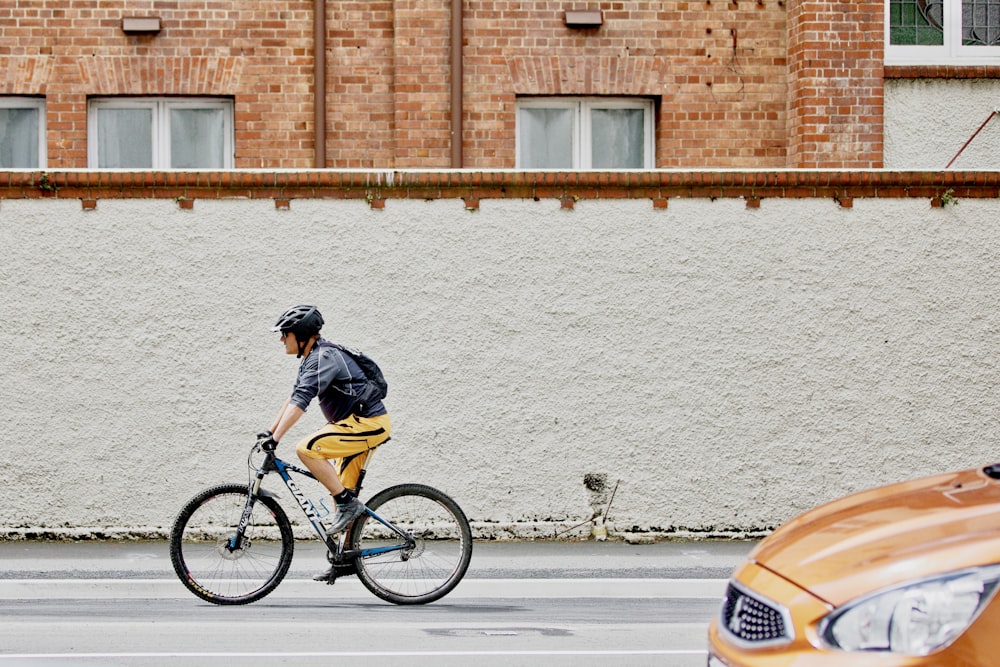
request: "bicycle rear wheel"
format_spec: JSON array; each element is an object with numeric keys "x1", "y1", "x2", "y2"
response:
[
  {"x1": 349, "y1": 483, "x2": 473, "y2": 605},
  {"x1": 169, "y1": 483, "x2": 294, "y2": 605}
]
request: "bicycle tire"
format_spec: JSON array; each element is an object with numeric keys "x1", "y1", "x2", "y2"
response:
[
  {"x1": 349, "y1": 483, "x2": 473, "y2": 605},
  {"x1": 169, "y1": 483, "x2": 294, "y2": 605}
]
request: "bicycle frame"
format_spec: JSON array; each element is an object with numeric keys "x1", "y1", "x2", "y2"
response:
[{"x1": 230, "y1": 444, "x2": 415, "y2": 563}]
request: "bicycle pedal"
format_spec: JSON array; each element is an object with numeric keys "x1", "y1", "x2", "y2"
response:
[{"x1": 312, "y1": 568, "x2": 338, "y2": 584}]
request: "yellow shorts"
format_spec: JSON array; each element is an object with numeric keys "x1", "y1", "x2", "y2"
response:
[{"x1": 296, "y1": 413, "x2": 392, "y2": 490}]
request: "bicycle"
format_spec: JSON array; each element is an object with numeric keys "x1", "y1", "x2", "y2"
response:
[{"x1": 169, "y1": 438, "x2": 473, "y2": 605}]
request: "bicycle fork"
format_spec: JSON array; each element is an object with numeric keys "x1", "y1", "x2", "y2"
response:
[{"x1": 227, "y1": 452, "x2": 281, "y2": 552}]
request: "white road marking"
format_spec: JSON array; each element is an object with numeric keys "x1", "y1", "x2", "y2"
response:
[
  {"x1": 0, "y1": 650, "x2": 707, "y2": 659},
  {"x1": 0, "y1": 577, "x2": 727, "y2": 599}
]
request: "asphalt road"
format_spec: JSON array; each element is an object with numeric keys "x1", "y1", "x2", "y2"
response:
[{"x1": 0, "y1": 539, "x2": 754, "y2": 667}]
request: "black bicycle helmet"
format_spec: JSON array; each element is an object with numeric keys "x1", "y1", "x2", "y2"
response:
[{"x1": 273, "y1": 305, "x2": 324, "y2": 357}]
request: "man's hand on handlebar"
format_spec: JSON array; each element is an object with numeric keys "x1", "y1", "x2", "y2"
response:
[{"x1": 256, "y1": 431, "x2": 278, "y2": 451}]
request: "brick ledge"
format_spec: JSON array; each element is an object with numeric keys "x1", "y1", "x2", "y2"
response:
[
  {"x1": 2, "y1": 170, "x2": 997, "y2": 205},
  {"x1": 885, "y1": 65, "x2": 1000, "y2": 79}
]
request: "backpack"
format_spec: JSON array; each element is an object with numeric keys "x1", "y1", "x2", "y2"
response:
[{"x1": 331, "y1": 343, "x2": 388, "y2": 409}]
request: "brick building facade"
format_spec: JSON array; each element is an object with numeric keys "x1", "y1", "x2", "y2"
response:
[{"x1": 0, "y1": 1, "x2": 993, "y2": 170}]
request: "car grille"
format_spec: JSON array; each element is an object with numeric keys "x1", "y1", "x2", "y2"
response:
[{"x1": 720, "y1": 583, "x2": 793, "y2": 646}]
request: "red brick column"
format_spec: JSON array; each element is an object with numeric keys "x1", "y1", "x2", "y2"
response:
[
  {"x1": 786, "y1": 0, "x2": 884, "y2": 168},
  {"x1": 391, "y1": 0, "x2": 452, "y2": 167},
  {"x1": 45, "y1": 91, "x2": 88, "y2": 169},
  {"x1": 327, "y1": 1, "x2": 397, "y2": 167}
]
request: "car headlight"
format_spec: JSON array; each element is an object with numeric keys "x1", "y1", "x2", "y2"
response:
[{"x1": 821, "y1": 565, "x2": 1000, "y2": 655}]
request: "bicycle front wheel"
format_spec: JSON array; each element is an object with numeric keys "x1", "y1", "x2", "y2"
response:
[
  {"x1": 350, "y1": 483, "x2": 473, "y2": 605},
  {"x1": 169, "y1": 483, "x2": 294, "y2": 605}
]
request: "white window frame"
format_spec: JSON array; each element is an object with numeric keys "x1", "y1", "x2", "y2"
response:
[
  {"x1": 886, "y1": 0, "x2": 1000, "y2": 65},
  {"x1": 0, "y1": 97, "x2": 46, "y2": 168},
  {"x1": 516, "y1": 97, "x2": 655, "y2": 169},
  {"x1": 87, "y1": 97, "x2": 234, "y2": 169}
]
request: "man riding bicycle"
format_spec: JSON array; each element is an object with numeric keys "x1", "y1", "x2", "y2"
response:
[{"x1": 258, "y1": 305, "x2": 392, "y2": 555}]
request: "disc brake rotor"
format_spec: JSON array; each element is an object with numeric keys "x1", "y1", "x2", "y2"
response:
[
  {"x1": 217, "y1": 538, "x2": 247, "y2": 561},
  {"x1": 401, "y1": 535, "x2": 425, "y2": 561}
]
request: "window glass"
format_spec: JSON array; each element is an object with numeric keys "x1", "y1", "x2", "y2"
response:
[
  {"x1": 590, "y1": 107, "x2": 645, "y2": 169},
  {"x1": 964, "y1": 0, "x2": 1000, "y2": 45},
  {"x1": 97, "y1": 107, "x2": 153, "y2": 168},
  {"x1": 516, "y1": 98, "x2": 654, "y2": 169},
  {"x1": 89, "y1": 98, "x2": 233, "y2": 168},
  {"x1": 887, "y1": 0, "x2": 1000, "y2": 61},
  {"x1": 0, "y1": 107, "x2": 41, "y2": 168},
  {"x1": 519, "y1": 107, "x2": 574, "y2": 169},
  {"x1": 890, "y1": 0, "x2": 944, "y2": 45},
  {"x1": 170, "y1": 107, "x2": 225, "y2": 169}
]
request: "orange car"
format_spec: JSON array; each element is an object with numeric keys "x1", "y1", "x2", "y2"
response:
[{"x1": 708, "y1": 464, "x2": 1000, "y2": 666}]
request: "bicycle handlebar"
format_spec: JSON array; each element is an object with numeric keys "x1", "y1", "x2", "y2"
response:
[{"x1": 255, "y1": 433, "x2": 278, "y2": 452}]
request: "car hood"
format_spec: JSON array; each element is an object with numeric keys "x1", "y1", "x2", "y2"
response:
[{"x1": 751, "y1": 466, "x2": 1000, "y2": 606}]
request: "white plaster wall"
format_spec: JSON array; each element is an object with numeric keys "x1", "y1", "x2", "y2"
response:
[
  {"x1": 885, "y1": 79, "x2": 1000, "y2": 169},
  {"x1": 2, "y1": 194, "x2": 1000, "y2": 538}
]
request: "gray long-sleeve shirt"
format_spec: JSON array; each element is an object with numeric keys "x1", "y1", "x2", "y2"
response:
[{"x1": 289, "y1": 339, "x2": 386, "y2": 423}]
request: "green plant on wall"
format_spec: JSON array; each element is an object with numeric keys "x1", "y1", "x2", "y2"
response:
[{"x1": 38, "y1": 173, "x2": 57, "y2": 193}]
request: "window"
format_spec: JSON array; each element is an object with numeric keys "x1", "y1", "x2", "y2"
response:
[
  {"x1": 88, "y1": 98, "x2": 234, "y2": 168},
  {"x1": 0, "y1": 97, "x2": 45, "y2": 168},
  {"x1": 516, "y1": 98, "x2": 655, "y2": 169},
  {"x1": 887, "y1": 0, "x2": 1000, "y2": 63}
]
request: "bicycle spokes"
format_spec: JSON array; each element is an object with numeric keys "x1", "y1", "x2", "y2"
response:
[
  {"x1": 349, "y1": 483, "x2": 472, "y2": 605},
  {"x1": 170, "y1": 485, "x2": 295, "y2": 605}
]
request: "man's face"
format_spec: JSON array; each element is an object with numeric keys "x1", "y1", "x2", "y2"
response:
[{"x1": 281, "y1": 330, "x2": 297, "y2": 355}]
